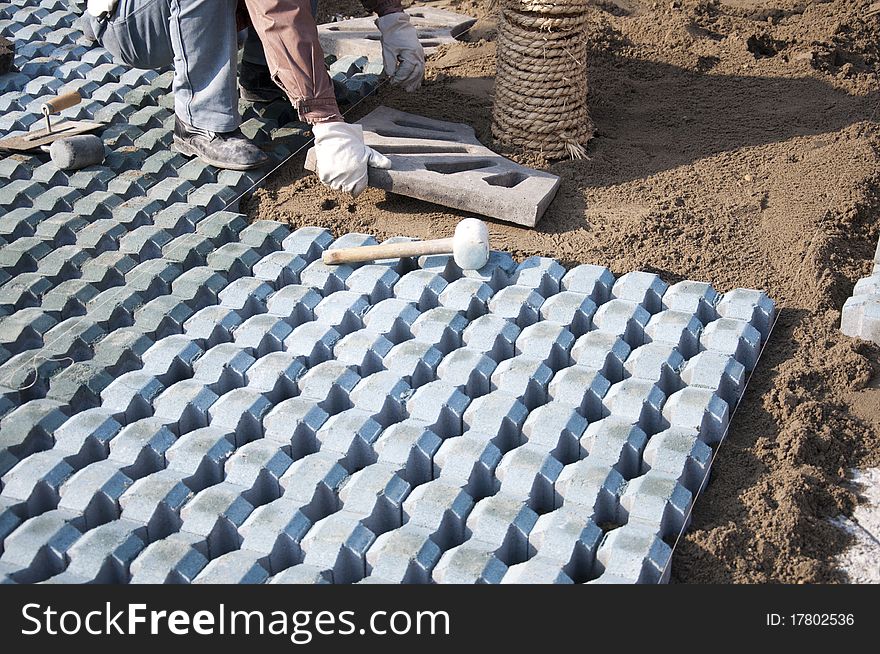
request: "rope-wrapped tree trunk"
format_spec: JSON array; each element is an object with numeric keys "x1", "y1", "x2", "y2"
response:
[{"x1": 492, "y1": 0, "x2": 592, "y2": 160}]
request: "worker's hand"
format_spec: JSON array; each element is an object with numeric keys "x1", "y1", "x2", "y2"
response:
[
  {"x1": 312, "y1": 121, "x2": 392, "y2": 198},
  {"x1": 376, "y1": 12, "x2": 425, "y2": 92}
]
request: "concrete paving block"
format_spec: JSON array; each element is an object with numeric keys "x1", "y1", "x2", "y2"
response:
[
  {"x1": 268, "y1": 563, "x2": 334, "y2": 584},
  {"x1": 79, "y1": 250, "x2": 137, "y2": 287},
  {"x1": 165, "y1": 426, "x2": 234, "y2": 490},
  {"x1": 580, "y1": 417, "x2": 648, "y2": 479},
  {"x1": 333, "y1": 330, "x2": 394, "y2": 376},
  {"x1": 193, "y1": 343, "x2": 255, "y2": 394},
  {"x1": 591, "y1": 522, "x2": 671, "y2": 584},
  {"x1": 438, "y1": 277, "x2": 493, "y2": 320},
  {"x1": 393, "y1": 269, "x2": 447, "y2": 310},
  {"x1": 1, "y1": 450, "x2": 73, "y2": 514},
  {"x1": 278, "y1": 451, "x2": 347, "y2": 521},
  {"x1": 339, "y1": 462, "x2": 410, "y2": 532},
  {"x1": 0, "y1": 272, "x2": 52, "y2": 313},
  {"x1": 171, "y1": 267, "x2": 228, "y2": 310},
  {"x1": 183, "y1": 306, "x2": 242, "y2": 348},
  {"x1": 643, "y1": 310, "x2": 703, "y2": 358},
  {"x1": 0, "y1": 307, "x2": 56, "y2": 353},
  {"x1": 603, "y1": 378, "x2": 665, "y2": 435},
  {"x1": 41, "y1": 317, "x2": 105, "y2": 362},
  {"x1": 612, "y1": 272, "x2": 668, "y2": 313},
  {"x1": 244, "y1": 351, "x2": 306, "y2": 401},
  {"x1": 152, "y1": 380, "x2": 219, "y2": 435},
  {"x1": 0, "y1": 208, "x2": 45, "y2": 241},
  {"x1": 162, "y1": 233, "x2": 215, "y2": 268},
  {"x1": 679, "y1": 351, "x2": 746, "y2": 408},
  {"x1": 365, "y1": 524, "x2": 441, "y2": 583},
  {"x1": 195, "y1": 211, "x2": 247, "y2": 245},
  {"x1": 437, "y1": 348, "x2": 497, "y2": 397},
  {"x1": 314, "y1": 290, "x2": 369, "y2": 335},
  {"x1": 462, "y1": 391, "x2": 528, "y2": 451},
  {"x1": 555, "y1": 458, "x2": 626, "y2": 524},
  {"x1": 192, "y1": 549, "x2": 268, "y2": 584},
  {"x1": 489, "y1": 285, "x2": 544, "y2": 328},
  {"x1": 841, "y1": 293, "x2": 880, "y2": 343},
  {"x1": 592, "y1": 299, "x2": 651, "y2": 348},
  {"x1": 0, "y1": 352, "x2": 66, "y2": 404},
  {"x1": 662, "y1": 280, "x2": 720, "y2": 324},
  {"x1": 306, "y1": 105, "x2": 558, "y2": 226},
  {"x1": 362, "y1": 297, "x2": 421, "y2": 343},
  {"x1": 642, "y1": 427, "x2": 712, "y2": 494},
  {"x1": 178, "y1": 481, "x2": 254, "y2": 555},
  {"x1": 119, "y1": 469, "x2": 191, "y2": 541},
  {"x1": 433, "y1": 539, "x2": 507, "y2": 584},
  {"x1": 51, "y1": 519, "x2": 145, "y2": 583},
  {"x1": 700, "y1": 317, "x2": 762, "y2": 371},
  {"x1": 57, "y1": 461, "x2": 133, "y2": 527},
  {"x1": 0, "y1": 398, "x2": 67, "y2": 462},
  {"x1": 315, "y1": 408, "x2": 382, "y2": 471},
  {"x1": 238, "y1": 499, "x2": 310, "y2": 574},
  {"x1": 547, "y1": 365, "x2": 609, "y2": 421},
  {"x1": 515, "y1": 321, "x2": 575, "y2": 371},
  {"x1": 373, "y1": 421, "x2": 441, "y2": 485},
  {"x1": 262, "y1": 397, "x2": 328, "y2": 457},
  {"x1": 343, "y1": 264, "x2": 400, "y2": 304},
  {"x1": 383, "y1": 339, "x2": 442, "y2": 388},
  {"x1": 108, "y1": 417, "x2": 176, "y2": 476},
  {"x1": 510, "y1": 256, "x2": 566, "y2": 297},
  {"x1": 495, "y1": 444, "x2": 562, "y2": 511},
  {"x1": 134, "y1": 295, "x2": 195, "y2": 339},
  {"x1": 218, "y1": 276, "x2": 273, "y2": 318},
  {"x1": 528, "y1": 506, "x2": 603, "y2": 578},
  {"x1": 207, "y1": 388, "x2": 273, "y2": 444},
  {"x1": 0, "y1": 236, "x2": 51, "y2": 275},
  {"x1": 434, "y1": 433, "x2": 501, "y2": 498},
  {"x1": 522, "y1": 402, "x2": 587, "y2": 464},
  {"x1": 502, "y1": 556, "x2": 574, "y2": 584},
  {"x1": 52, "y1": 408, "x2": 121, "y2": 465},
  {"x1": 233, "y1": 314, "x2": 293, "y2": 356},
  {"x1": 35, "y1": 245, "x2": 90, "y2": 281},
  {"x1": 401, "y1": 478, "x2": 474, "y2": 550},
  {"x1": 461, "y1": 313, "x2": 519, "y2": 361},
  {"x1": 128, "y1": 531, "x2": 208, "y2": 583},
  {"x1": 281, "y1": 227, "x2": 333, "y2": 262},
  {"x1": 619, "y1": 470, "x2": 692, "y2": 539},
  {"x1": 411, "y1": 307, "x2": 468, "y2": 354},
  {"x1": 100, "y1": 370, "x2": 163, "y2": 423},
  {"x1": 141, "y1": 334, "x2": 202, "y2": 384},
  {"x1": 239, "y1": 220, "x2": 289, "y2": 255},
  {"x1": 84, "y1": 285, "x2": 144, "y2": 328},
  {"x1": 406, "y1": 379, "x2": 470, "y2": 437},
  {"x1": 225, "y1": 439, "x2": 292, "y2": 502},
  {"x1": 662, "y1": 387, "x2": 729, "y2": 445},
  {"x1": 34, "y1": 213, "x2": 88, "y2": 246},
  {"x1": 0, "y1": 509, "x2": 81, "y2": 583},
  {"x1": 624, "y1": 342, "x2": 685, "y2": 395},
  {"x1": 539, "y1": 291, "x2": 596, "y2": 338},
  {"x1": 207, "y1": 243, "x2": 261, "y2": 281},
  {"x1": 252, "y1": 251, "x2": 307, "y2": 288},
  {"x1": 300, "y1": 510, "x2": 376, "y2": 583},
  {"x1": 717, "y1": 288, "x2": 775, "y2": 339},
  {"x1": 266, "y1": 284, "x2": 321, "y2": 325},
  {"x1": 490, "y1": 355, "x2": 553, "y2": 410},
  {"x1": 282, "y1": 322, "x2": 341, "y2": 368},
  {"x1": 46, "y1": 361, "x2": 114, "y2": 409},
  {"x1": 92, "y1": 327, "x2": 153, "y2": 375},
  {"x1": 418, "y1": 252, "x2": 462, "y2": 281},
  {"x1": 467, "y1": 493, "x2": 539, "y2": 561},
  {"x1": 463, "y1": 251, "x2": 517, "y2": 291}
]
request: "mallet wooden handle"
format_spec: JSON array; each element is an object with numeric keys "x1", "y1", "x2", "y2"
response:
[
  {"x1": 41, "y1": 91, "x2": 82, "y2": 115},
  {"x1": 323, "y1": 238, "x2": 454, "y2": 265}
]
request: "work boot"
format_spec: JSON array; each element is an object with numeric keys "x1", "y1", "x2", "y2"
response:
[
  {"x1": 239, "y1": 60, "x2": 286, "y2": 104},
  {"x1": 172, "y1": 117, "x2": 269, "y2": 171}
]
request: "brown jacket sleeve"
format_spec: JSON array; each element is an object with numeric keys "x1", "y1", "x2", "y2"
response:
[{"x1": 242, "y1": 0, "x2": 343, "y2": 124}]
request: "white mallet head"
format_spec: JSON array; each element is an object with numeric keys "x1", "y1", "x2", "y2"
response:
[{"x1": 451, "y1": 219, "x2": 490, "y2": 270}]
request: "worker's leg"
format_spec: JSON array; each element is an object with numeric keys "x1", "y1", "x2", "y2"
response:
[
  {"x1": 239, "y1": 0, "x2": 319, "y2": 103},
  {"x1": 168, "y1": 0, "x2": 240, "y2": 132}
]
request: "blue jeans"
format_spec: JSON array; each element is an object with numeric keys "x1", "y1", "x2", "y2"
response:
[{"x1": 88, "y1": 0, "x2": 240, "y2": 132}]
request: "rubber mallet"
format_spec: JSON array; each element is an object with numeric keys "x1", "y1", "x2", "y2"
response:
[{"x1": 322, "y1": 218, "x2": 490, "y2": 270}]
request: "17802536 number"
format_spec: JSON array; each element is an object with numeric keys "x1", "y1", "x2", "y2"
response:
[{"x1": 766, "y1": 614, "x2": 855, "y2": 627}]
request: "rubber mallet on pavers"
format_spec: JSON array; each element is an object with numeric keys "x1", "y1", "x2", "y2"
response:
[{"x1": 322, "y1": 218, "x2": 490, "y2": 270}]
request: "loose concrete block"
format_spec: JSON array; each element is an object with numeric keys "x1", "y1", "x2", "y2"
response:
[
  {"x1": 662, "y1": 280, "x2": 720, "y2": 324},
  {"x1": 841, "y1": 293, "x2": 880, "y2": 343},
  {"x1": 490, "y1": 356, "x2": 553, "y2": 410},
  {"x1": 306, "y1": 106, "x2": 559, "y2": 227},
  {"x1": 644, "y1": 310, "x2": 703, "y2": 358},
  {"x1": 624, "y1": 342, "x2": 685, "y2": 395},
  {"x1": 700, "y1": 317, "x2": 762, "y2": 371},
  {"x1": 489, "y1": 285, "x2": 544, "y2": 327},
  {"x1": 662, "y1": 387, "x2": 729, "y2": 445}
]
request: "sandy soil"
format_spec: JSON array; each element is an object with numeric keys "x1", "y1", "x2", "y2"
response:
[{"x1": 246, "y1": 0, "x2": 880, "y2": 583}]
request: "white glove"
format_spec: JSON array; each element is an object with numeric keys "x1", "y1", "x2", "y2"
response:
[
  {"x1": 312, "y1": 122, "x2": 392, "y2": 198},
  {"x1": 376, "y1": 12, "x2": 425, "y2": 92},
  {"x1": 86, "y1": 0, "x2": 117, "y2": 18}
]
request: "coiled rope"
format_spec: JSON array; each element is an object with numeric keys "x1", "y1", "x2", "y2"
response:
[{"x1": 492, "y1": 0, "x2": 592, "y2": 160}]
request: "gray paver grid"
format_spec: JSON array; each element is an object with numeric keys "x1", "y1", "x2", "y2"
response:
[{"x1": 0, "y1": 0, "x2": 776, "y2": 584}]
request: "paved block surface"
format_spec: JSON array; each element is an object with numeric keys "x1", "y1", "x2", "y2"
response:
[
  {"x1": 306, "y1": 106, "x2": 561, "y2": 227},
  {"x1": 0, "y1": 0, "x2": 775, "y2": 584}
]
